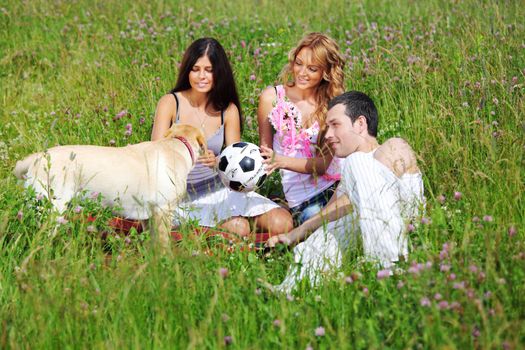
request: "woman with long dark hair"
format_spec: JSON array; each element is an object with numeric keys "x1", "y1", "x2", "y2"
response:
[{"x1": 152, "y1": 38, "x2": 292, "y2": 237}]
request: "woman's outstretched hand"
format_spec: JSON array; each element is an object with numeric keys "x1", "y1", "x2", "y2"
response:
[
  {"x1": 260, "y1": 145, "x2": 285, "y2": 175},
  {"x1": 198, "y1": 149, "x2": 218, "y2": 168}
]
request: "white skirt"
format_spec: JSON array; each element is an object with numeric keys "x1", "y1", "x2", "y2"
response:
[{"x1": 172, "y1": 187, "x2": 281, "y2": 227}]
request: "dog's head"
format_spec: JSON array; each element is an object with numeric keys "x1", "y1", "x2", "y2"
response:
[{"x1": 164, "y1": 124, "x2": 207, "y2": 155}]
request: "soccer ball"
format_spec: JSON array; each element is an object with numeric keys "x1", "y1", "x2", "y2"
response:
[{"x1": 217, "y1": 142, "x2": 267, "y2": 193}]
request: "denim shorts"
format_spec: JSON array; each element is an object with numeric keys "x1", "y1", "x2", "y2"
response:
[{"x1": 290, "y1": 182, "x2": 339, "y2": 226}]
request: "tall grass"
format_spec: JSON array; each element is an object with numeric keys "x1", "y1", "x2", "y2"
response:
[{"x1": 1, "y1": 0, "x2": 524, "y2": 348}]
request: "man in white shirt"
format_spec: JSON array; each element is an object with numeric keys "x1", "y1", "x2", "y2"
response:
[{"x1": 266, "y1": 91, "x2": 425, "y2": 292}]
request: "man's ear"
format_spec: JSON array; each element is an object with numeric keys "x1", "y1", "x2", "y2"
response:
[{"x1": 357, "y1": 115, "x2": 368, "y2": 132}]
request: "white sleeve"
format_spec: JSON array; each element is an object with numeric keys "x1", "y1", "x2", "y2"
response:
[{"x1": 342, "y1": 153, "x2": 407, "y2": 267}]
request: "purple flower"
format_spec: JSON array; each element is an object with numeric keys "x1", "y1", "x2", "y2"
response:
[
  {"x1": 286, "y1": 294, "x2": 294, "y2": 301},
  {"x1": 362, "y1": 287, "x2": 369, "y2": 296},
  {"x1": 56, "y1": 216, "x2": 69, "y2": 225},
  {"x1": 273, "y1": 319, "x2": 281, "y2": 327},
  {"x1": 314, "y1": 326, "x2": 325, "y2": 337},
  {"x1": 420, "y1": 297, "x2": 431, "y2": 307},
  {"x1": 114, "y1": 110, "x2": 127, "y2": 120},
  {"x1": 483, "y1": 215, "x2": 493, "y2": 222},
  {"x1": 240, "y1": 40, "x2": 246, "y2": 49},
  {"x1": 472, "y1": 326, "x2": 480, "y2": 338},
  {"x1": 377, "y1": 269, "x2": 391, "y2": 280},
  {"x1": 344, "y1": 276, "x2": 353, "y2": 284},
  {"x1": 437, "y1": 194, "x2": 446, "y2": 204},
  {"x1": 447, "y1": 273, "x2": 456, "y2": 281},
  {"x1": 139, "y1": 117, "x2": 145, "y2": 125},
  {"x1": 434, "y1": 293, "x2": 442, "y2": 300},
  {"x1": 17, "y1": 210, "x2": 23, "y2": 221},
  {"x1": 440, "y1": 264, "x2": 451, "y2": 272},
  {"x1": 74, "y1": 205, "x2": 82, "y2": 214},
  {"x1": 454, "y1": 191, "x2": 462, "y2": 200},
  {"x1": 397, "y1": 281, "x2": 405, "y2": 289},
  {"x1": 469, "y1": 265, "x2": 478, "y2": 273},
  {"x1": 508, "y1": 226, "x2": 517, "y2": 237},
  {"x1": 219, "y1": 267, "x2": 229, "y2": 279},
  {"x1": 472, "y1": 216, "x2": 480, "y2": 223},
  {"x1": 406, "y1": 223, "x2": 415, "y2": 232},
  {"x1": 224, "y1": 335, "x2": 233, "y2": 345},
  {"x1": 438, "y1": 301, "x2": 449, "y2": 310},
  {"x1": 421, "y1": 217, "x2": 430, "y2": 225}
]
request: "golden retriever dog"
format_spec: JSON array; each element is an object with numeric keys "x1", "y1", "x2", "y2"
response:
[{"x1": 14, "y1": 124, "x2": 206, "y2": 249}]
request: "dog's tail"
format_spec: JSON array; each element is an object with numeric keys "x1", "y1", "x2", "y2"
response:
[{"x1": 14, "y1": 153, "x2": 43, "y2": 179}]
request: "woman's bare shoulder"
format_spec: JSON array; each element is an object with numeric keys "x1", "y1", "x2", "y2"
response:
[
  {"x1": 374, "y1": 138, "x2": 420, "y2": 176},
  {"x1": 259, "y1": 86, "x2": 277, "y2": 104}
]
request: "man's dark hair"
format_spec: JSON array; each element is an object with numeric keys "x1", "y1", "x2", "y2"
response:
[{"x1": 328, "y1": 91, "x2": 378, "y2": 137}]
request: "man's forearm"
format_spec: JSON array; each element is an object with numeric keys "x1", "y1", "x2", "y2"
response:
[{"x1": 291, "y1": 194, "x2": 352, "y2": 243}]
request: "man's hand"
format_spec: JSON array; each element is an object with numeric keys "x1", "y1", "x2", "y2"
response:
[
  {"x1": 265, "y1": 233, "x2": 294, "y2": 248},
  {"x1": 198, "y1": 149, "x2": 217, "y2": 168}
]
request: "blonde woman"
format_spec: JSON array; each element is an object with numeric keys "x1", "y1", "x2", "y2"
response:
[{"x1": 257, "y1": 32, "x2": 345, "y2": 225}]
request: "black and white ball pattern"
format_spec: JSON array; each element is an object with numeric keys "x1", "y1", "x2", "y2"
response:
[{"x1": 218, "y1": 142, "x2": 267, "y2": 192}]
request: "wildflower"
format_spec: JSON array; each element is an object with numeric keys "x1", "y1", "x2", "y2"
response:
[
  {"x1": 406, "y1": 223, "x2": 415, "y2": 232},
  {"x1": 56, "y1": 216, "x2": 69, "y2": 225},
  {"x1": 109, "y1": 139, "x2": 116, "y2": 146},
  {"x1": 314, "y1": 326, "x2": 325, "y2": 337},
  {"x1": 36, "y1": 193, "x2": 44, "y2": 200},
  {"x1": 344, "y1": 276, "x2": 353, "y2": 284},
  {"x1": 224, "y1": 335, "x2": 233, "y2": 345},
  {"x1": 397, "y1": 281, "x2": 405, "y2": 289},
  {"x1": 469, "y1": 265, "x2": 478, "y2": 273},
  {"x1": 492, "y1": 97, "x2": 499, "y2": 105},
  {"x1": 454, "y1": 191, "x2": 462, "y2": 201},
  {"x1": 420, "y1": 297, "x2": 431, "y2": 307},
  {"x1": 86, "y1": 225, "x2": 96, "y2": 233},
  {"x1": 114, "y1": 110, "x2": 127, "y2": 120},
  {"x1": 139, "y1": 117, "x2": 145, "y2": 124},
  {"x1": 221, "y1": 313, "x2": 230, "y2": 322},
  {"x1": 452, "y1": 281, "x2": 465, "y2": 289},
  {"x1": 219, "y1": 267, "x2": 229, "y2": 279},
  {"x1": 472, "y1": 216, "x2": 480, "y2": 223},
  {"x1": 377, "y1": 269, "x2": 391, "y2": 280},
  {"x1": 434, "y1": 293, "x2": 442, "y2": 300},
  {"x1": 421, "y1": 217, "x2": 430, "y2": 225},
  {"x1": 447, "y1": 273, "x2": 456, "y2": 281},
  {"x1": 17, "y1": 210, "x2": 23, "y2": 221},
  {"x1": 362, "y1": 287, "x2": 369, "y2": 296},
  {"x1": 286, "y1": 294, "x2": 294, "y2": 301},
  {"x1": 240, "y1": 40, "x2": 246, "y2": 49},
  {"x1": 472, "y1": 326, "x2": 480, "y2": 338},
  {"x1": 439, "y1": 264, "x2": 450, "y2": 272},
  {"x1": 483, "y1": 215, "x2": 493, "y2": 222},
  {"x1": 74, "y1": 205, "x2": 82, "y2": 214},
  {"x1": 437, "y1": 194, "x2": 446, "y2": 204},
  {"x1": 91, "y1": 191, "x2": 100, "y2": 199},
  {"x1": 250, "y1": 74, "x2": 256, "y2": 81},
  {"x1": 484, "y1": 291, "x2": 492, "y2": 299},
  {"x1": 508, "y1": 226, "x2": 517, "y2": 237},
  {"x1": 438, "y1": 301, "x2": 449, "y2": 310},
  {"x1": 305, "y1": 344, "x2": 313, "y2": 350},
  {"x1": 273, "y1": 319, "x2": 281, "y2": 327}
]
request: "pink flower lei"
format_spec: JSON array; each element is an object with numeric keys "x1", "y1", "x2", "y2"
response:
[
  {"x1": 268, "y1": 87, "x2": 317, "y2": 157},
  {"x1": 268, "y1": 86, "x2": 341, "y2": 182}
]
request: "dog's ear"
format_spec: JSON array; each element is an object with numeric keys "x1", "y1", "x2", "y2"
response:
[{"x1": 197, "y1": 133, "x2": 208, "y2": 155}]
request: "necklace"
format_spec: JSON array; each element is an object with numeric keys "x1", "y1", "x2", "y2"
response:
[{"x1": 185, "y1": 92, "x2": 209, "y2": 132}]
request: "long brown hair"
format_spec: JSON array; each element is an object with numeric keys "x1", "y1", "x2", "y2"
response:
[{"x1": 280, "y1": 32, "x2": 345, "y2": 132}]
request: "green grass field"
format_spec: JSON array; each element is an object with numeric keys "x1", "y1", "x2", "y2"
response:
[{"x1": 1, "y1": 0, "x2": 524, "y2": 348}]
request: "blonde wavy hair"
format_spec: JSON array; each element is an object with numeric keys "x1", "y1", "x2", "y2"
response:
[{"x1": 279, "y1": 32, "x2": 345, "y2": 131}]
